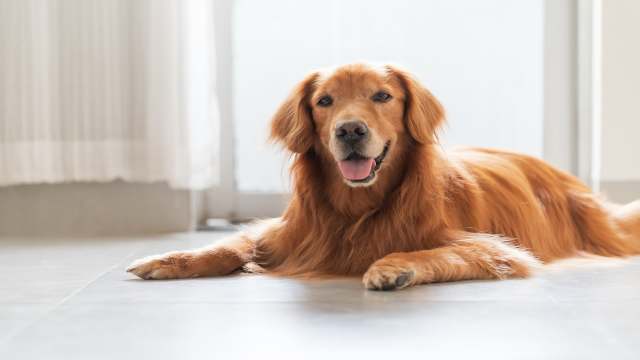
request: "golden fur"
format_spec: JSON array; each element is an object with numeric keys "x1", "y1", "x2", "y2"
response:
[{"x1": 128, "y1": 63, "x2": 640, "y2": 291}]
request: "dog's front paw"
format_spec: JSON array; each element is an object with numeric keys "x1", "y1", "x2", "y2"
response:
[
  {"x1": 363, "y1": 254, "x2": 417, "y2": 291},
  {"x1": 126, "y1": 252, "x2": 192, "y2": 280}
]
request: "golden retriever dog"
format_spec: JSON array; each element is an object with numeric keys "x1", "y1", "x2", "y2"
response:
[{"x1": 127, "y1": 63, "x2": 640, "y2": 290}]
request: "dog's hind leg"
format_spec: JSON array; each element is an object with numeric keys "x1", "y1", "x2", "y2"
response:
[
  {"x1": 127, "y1": 218, "x2": 281, "y2": 280},
  {"x1": 362, "y1": 232, "x2": 541, "y2": 291}
]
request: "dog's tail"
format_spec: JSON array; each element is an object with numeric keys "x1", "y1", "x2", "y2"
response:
[
  {"x1": 612, "y1": 200, "x2": 640, "y2": 246},
  {"x1": 569, "y1": 193, "x2": 640, "y2": 257}
]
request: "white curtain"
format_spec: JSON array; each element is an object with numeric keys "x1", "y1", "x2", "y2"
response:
[{"x1": 0, "y1": 0, "x2": 219, "y2": 189}]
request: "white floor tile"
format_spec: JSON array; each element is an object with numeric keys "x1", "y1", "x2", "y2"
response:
[{"x1": 1, "y1": 232, "x2": 639, "y2": 359}]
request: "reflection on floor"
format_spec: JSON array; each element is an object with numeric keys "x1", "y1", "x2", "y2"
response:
[{"x1": 1, "y1": 232, "x2": 639, "y2": 359}]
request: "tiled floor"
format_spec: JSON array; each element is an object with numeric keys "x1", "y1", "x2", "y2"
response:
[{"x1": 1, "y1": 232, "x2": 639, "y2": 359}]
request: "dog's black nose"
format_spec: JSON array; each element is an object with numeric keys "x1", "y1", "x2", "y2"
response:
[{"x1": 335, "y1": 121, "x2": 369, "y2": 144}]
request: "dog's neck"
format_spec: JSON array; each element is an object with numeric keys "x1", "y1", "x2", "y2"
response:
[
  {"x1": 274, "y1": 144, "x2": 449, "y2": 275},
  {"x1": 275, "y1": 146, "x2": 447, "y2": 274}
]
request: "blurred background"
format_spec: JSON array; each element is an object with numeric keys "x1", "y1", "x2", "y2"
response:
[{"x1": 0, "y1": 0, "x2": 638, "y2": 236}]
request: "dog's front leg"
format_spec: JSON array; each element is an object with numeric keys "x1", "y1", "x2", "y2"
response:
[
  {"x1": 363, "y1": 232, "x2": 541, "y2": 291},
  {"x1": 126, "y1": 219, "x2": 280, "y2": 280}
]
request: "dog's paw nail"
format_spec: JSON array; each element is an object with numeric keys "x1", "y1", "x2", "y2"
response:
[
  {"x1": 380, "y1": 282, "x2": 397, "y2": 291},
  {"x1": 363, "y1": 263, "x2": 416, "y2": 291},
  {"x1": 126, "y1": 256, "x2": 164, "y2": 280},
  {"x1": 395, "y1": 272, "x2": 411, "y2": 288}
]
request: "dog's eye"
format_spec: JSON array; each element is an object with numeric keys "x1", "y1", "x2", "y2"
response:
[
  {"x1": 371, "y1": 91, "x2": 392, "y2": 103},
  {"x1": 317, "y1": 95, "x2": 333, "y2": 107}
]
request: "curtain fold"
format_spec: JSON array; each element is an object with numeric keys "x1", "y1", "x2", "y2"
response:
[{"x1": 0, "y1": 0, "x2": 219, "y2": 189}]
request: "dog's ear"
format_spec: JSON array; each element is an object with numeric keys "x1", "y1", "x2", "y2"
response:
[
  {"x1": 387, "y1": 65, "x2": 445, "y2": 144},
  {"x1": 269, "y1": 72, "x2": 319, "y2": 153}
]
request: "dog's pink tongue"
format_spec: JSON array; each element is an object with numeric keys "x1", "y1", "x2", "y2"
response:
[{"x1": 338, "y1": 159, "x2": 374, "y2": 180}]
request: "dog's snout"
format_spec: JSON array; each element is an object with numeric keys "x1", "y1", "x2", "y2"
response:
[{"x1": 335, "y1": 121, "x2": 369, "y2": 144}]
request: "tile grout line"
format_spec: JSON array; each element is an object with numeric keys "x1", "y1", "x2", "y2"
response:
[{"x1": 0, "y1": 247, "x2": 142, "y2": 350}]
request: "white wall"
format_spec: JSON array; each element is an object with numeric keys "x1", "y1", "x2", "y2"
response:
[
  {"x1": 601, "y1": 0, "x2": 640, "y2": 182},
  {"x1": 232, "y1": 0, "x2": 544, "y2": 193}
]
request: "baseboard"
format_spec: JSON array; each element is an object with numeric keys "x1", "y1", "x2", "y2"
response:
[
  {"x1": 600, "y1": 180, "x2": 640, "y2": 203},
  {"x1": 233, "y1": 192, "x2": 290, "y2": 220},
  {"x1": 0, "y1": 181, "x2": 201, "y2": 236}
]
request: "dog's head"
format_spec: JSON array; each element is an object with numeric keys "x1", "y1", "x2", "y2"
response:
[{"x1": 270, "y1": 63, "x2": 444, "y2": 187}]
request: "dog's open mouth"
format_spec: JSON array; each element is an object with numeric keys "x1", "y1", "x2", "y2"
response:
[{"x1": 337, "y1": 142, "x2": 390, "y2": 183}]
